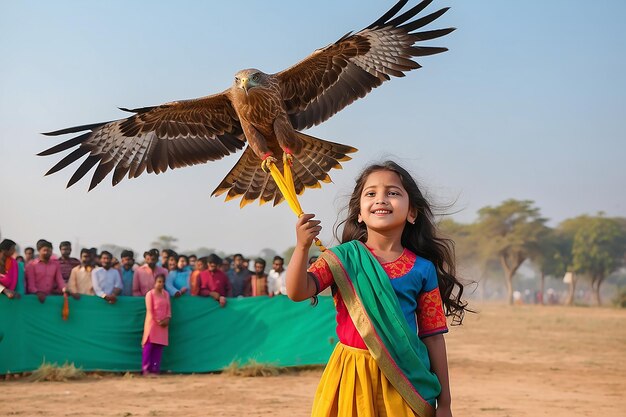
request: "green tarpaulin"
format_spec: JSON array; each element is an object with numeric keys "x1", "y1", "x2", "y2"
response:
[{"x1": 0, "y1": 294, "x2": 337, "y2": 374}]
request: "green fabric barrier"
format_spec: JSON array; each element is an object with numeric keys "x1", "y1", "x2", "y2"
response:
[{"x1": 0, "y1": 294, "x2": 337, "y2": 374}]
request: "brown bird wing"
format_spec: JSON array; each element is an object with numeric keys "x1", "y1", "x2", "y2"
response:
[
  {"x1": 39, "y1": 92, "x2": 244, "y2": 190},
  {"x1": 276, "y1": 0, "x2": 454, "y2": 131}
]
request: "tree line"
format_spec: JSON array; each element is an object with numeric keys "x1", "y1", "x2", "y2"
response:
[{"x1": 440, "y1": 199, "x2": 626, "y2": 306}]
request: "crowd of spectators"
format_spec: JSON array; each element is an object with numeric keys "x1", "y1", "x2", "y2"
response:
[{"x1": 0, "y1": 238, "x2": 314, "y2": 305}]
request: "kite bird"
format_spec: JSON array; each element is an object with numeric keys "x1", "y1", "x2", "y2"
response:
[{"x1": 39, "y1": 0, "x2": 454, "y2": 207}]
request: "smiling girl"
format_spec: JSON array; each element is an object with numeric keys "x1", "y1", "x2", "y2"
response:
[{"x1": 287, "y1": 161, "x2": 468, "y2": 417}]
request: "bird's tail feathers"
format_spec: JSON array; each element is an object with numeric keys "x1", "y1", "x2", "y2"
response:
[{"x1": 211, "y1": 132, "x2": 357, "y2": 208}]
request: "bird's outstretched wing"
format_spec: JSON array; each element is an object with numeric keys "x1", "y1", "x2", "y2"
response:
[
  {"x1": 39, "y1": 92, "x2": 244, "y2": 190},
  {"x1": 277, "y1": 0, "x2": 454, "y2": 131}
]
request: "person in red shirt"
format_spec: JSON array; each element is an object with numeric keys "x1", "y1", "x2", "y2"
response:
[
  {"x1": 25, "y1": 239, "x2": 66, "y2": 303},
  {"x1": 195, "y1": 254, "x2": 230, "y2": 307}
]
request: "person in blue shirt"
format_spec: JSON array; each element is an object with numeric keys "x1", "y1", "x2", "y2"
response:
[
  {"x1": 165, "y1": 255, "x2": 192, "y2": 297},
  {"x1": 119, "y1": 250, "x2": 136, "y2": 296}
]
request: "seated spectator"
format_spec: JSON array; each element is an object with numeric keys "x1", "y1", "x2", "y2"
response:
[
  {"x1": 92, "y1": 251, "x2": 122, "y2": 303},
  {"x1": 67, "y1": 248, "x2": 94, "y2": 297},
  {"x1": 25, "y1": 239, "x2": 66, "y2": 303},
  {"x1": 165, "y1": 255, "x2": 192, "y2": 298},
  {"x1": 246, "y1": 258, "x2": 269, "y2": 297},
  {"x1": 58, "y1": 241, "x2": 80, "y2": 283},
  {"x1": 194, "y1": 254, "x2": 230, "y2": 307},
  {"x1": 23, "y1": 247, "x2": 35, "y2": 265},
  {"x1": 0, "y1": 239, "x2": 20, "y2": 299},
  {"x1": 227, "y1": 253, "x2": 251, "y2": 297},
  {"x1": 268, "y1": 256, "x2": 287, "y2": 296},
  {"x1": 133, "y1": 249, "x2": 168, "y2": 296},
  {"x1": 119, "y1": 250, "x2": 136, "y2": 296}
]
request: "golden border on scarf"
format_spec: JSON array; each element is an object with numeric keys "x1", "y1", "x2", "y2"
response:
[{"x1": 320, "y1": 250, "x2": 435, "y2": 417}]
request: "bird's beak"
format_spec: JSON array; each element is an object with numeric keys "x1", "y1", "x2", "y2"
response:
[{"x1": 240, "y1": 77, "x2": 248, "y2": 95}]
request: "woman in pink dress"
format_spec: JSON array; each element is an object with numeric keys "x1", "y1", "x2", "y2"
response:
[
  {"x1": 0, "y1": 239, "x2": 20, "y2": 299},
  {"x1": 141, "y1": 274, "x2": 171, "y2": 376}
]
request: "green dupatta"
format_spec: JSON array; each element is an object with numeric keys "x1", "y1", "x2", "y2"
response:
[{"x1": 320, "y1": 240, "x2": 441, "y2": 417}]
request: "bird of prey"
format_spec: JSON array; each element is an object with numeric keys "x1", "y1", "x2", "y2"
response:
[{"x1": 39, "y1": 0, "x2": 454, "y2": 207}]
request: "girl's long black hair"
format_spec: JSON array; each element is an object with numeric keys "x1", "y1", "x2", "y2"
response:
[{"x1": 335, "y1": 161, "x2": 468, "y2": 325}]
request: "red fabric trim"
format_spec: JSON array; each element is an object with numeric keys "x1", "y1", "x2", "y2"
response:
[{"x1": 416, "y1": 287, "x2": 448, "y2": 337}]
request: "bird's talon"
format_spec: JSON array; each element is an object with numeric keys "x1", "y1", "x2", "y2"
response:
[
  {"x1": 283, "y1": 152, "x2": 293, "y2": 166},
  {"x1": 261, "y1": 155, "x2": 277, "y2": 173}
]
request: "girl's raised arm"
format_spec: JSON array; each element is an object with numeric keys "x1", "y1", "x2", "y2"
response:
[{"x1": 286, "y1": 214, "x2": 321, "y2": 302}]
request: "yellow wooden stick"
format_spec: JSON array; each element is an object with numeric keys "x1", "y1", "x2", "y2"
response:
[{"x1": 268, "y1": 160, "x2": 326, "y2": 252}]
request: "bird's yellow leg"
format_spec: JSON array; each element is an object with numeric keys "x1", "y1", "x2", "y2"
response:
[
  {"x1": 282, "y1": 152, "x2": 297, "y2": 202},
  {"x1": 267, "y1": 160, "x2": 302, "y2": 216},
  {"x1": 268, "y1": 156, "x2": 327, "y2": 252}
]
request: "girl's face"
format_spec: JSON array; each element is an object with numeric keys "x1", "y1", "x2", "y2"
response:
[
  {"x1": 358, "y1": 170, "x2": 415, "y2": 233},
  {"x1": 177, "y1": 257, "x2": 188, "y2": 270},
  {"x1": 155, "y1": 277, "x2": 165, "y2": 290}
]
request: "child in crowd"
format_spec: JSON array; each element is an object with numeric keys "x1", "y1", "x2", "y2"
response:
[
  {"x1": 141, "y1": 274, "x2": 171, "y2": 376},
  {"x1": 286, "y1": 161, "x2": 468, "y2": 417},
  {"x1": 247, "y1": 258, "x2": 269, "y2": 296}
]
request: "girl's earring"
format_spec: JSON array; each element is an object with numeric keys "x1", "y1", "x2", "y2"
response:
[{"x1": 357, "y1": 216, "x2": 362, "y2": 224}]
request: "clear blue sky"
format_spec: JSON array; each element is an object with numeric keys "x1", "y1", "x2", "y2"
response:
[{"x1": 1, "y1": 0, "x2": 625, "y2": 256}]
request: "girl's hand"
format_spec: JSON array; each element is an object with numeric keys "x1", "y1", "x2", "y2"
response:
[
  {"x1": 436, "y1": 404, "x2": 453, "y2": 417},
  {"x1": 296, "y1": 214, "x2": 321, "y2": 249}
]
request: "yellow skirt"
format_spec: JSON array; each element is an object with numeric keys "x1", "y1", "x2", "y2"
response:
[{"x1": 312, "y1": 343, "x2": 418, "y2": 417}]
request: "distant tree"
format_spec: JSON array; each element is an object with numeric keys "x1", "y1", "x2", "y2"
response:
[
  {"x1": 556, "y1": 216, "x2": 587, "y2": 305},
  {"x1": 258, "y1": 247, "x2": 278, "y2": 265},
  {"x1": 150, "y1": 236, "x2": 178, "y2": 251},
  {"x1": 439, "y1": 219, "x2": 488, "y2": 299},
  {"x1": 282, "y1": 245, "x2": 320, "y2": 265},
  {"x1": 476, "y1": 199, "x2": 547, "y2": 305},
  {"x1": 99, "y1": 244, "x2": 135, "y2": 260},
  {"x1": 571, "y1": 216, "x2": 626, "y2": 306},
  {"x1": 528, "y1": 227, "x2": 567, "y2": 305}
]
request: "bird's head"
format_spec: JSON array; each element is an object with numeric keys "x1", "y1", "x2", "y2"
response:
[{"x1": 234, "y1": 69, "x2": 267, "y2": 95}]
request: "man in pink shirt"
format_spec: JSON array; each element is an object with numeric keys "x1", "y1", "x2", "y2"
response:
[
  {"x1": 133, "y1": 249, "x2": 168, "y2": 296},
  {"x1": 25, "y1": 240, "x2": 66, "y2": 303}
]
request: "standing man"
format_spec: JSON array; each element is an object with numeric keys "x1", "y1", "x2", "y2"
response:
[
  {"x1": 92, "y1": 251, "x2": 122, "y2": 303},
  {"x1": 196, "y1": 254, "x2": 230, "y2": 307},
  {"x1": 227, "y1": 253, "x2": 251, "y2": 298},
  {"x1": 23, "y1": 247, "x2": 35, "y2": 265},
  {"x1": 58, "y1": 241, "x2": 80, "y2": 283},
  {"x1": 119, "y1": 250, "x2": 136, "y2": 296},
  {"x1": 268, "y1": 256, "x2": 287, "y2": 296},
  {"x1": 25, "y1": 240, "x2": 66, "y2": 303},
  {"x1": 133, "y1": 249, "x2": 168, "y2": 296},
  {"x1": 247, "y1": 258, "x2": 269, "y2": 297},
  {"x1": 66, "y1": 248, "x2": 95, "y2": 296}
]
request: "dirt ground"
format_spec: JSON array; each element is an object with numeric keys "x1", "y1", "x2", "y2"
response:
[{"x1": 2, "y1": 304, "x2": 625, "y2": 417}]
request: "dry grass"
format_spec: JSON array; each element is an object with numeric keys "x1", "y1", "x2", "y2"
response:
[
  {"x1": 222, "y1": 359, "x2": 324, "y2": 377},
  {"x1": 27, "y1": 361, "x2": 85, "y2": 382}
]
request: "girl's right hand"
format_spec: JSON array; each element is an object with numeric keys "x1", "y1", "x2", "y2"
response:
[{"x1": 296, "y1": 214, "x2": 321, "y2": 249}]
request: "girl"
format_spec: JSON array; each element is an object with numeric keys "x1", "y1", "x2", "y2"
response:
[
  {"x1": 141, "y1": 274, "x2": 171, "y2": 376},
  {"x1": 287, "y1": 161, "x2": 467, "y2": 417}
]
